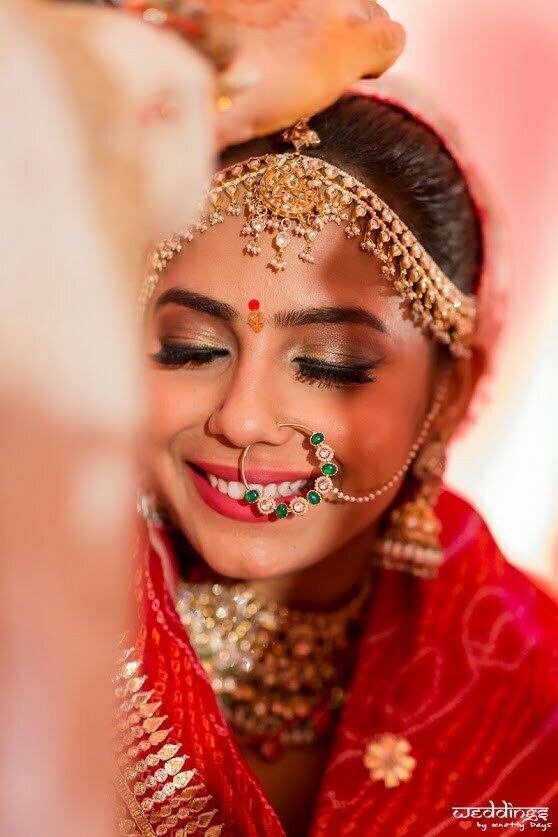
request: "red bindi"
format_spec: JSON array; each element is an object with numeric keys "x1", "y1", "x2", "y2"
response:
[{"x1": 248, "y1": 299, "x2": 260, "y2": 311}]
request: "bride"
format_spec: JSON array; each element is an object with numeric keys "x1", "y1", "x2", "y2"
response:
[{"x1": 117, "y1": 82, "x2": 557, "y2": 837}]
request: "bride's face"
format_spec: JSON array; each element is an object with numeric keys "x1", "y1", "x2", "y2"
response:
[{"x1": 143, "y1": 216, "x2": 445, "y2": 579}]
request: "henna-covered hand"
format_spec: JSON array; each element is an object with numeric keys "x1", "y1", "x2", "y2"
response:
[{"x1": 210, "y1": 0, "x2": 406, "y2": 148}]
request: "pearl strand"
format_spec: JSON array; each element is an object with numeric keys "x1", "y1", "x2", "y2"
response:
[{"x1": 331, "y1": 377, "x2": 448, "y2": 504}]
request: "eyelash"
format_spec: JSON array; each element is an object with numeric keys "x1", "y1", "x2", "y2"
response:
[
  {"x1": 150, "y1": 343, "x2": 377, "y2": 389},
  {"x1": 294, "y1": 359, "x2": 376, "y2": 389},
  {"x1": 149, "y1": 344, "x2": 228, "y2": 367}
]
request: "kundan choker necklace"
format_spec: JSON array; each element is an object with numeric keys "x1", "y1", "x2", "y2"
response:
[{"x1": 176, "y1": 575, "x2": 372, "y2": 762}]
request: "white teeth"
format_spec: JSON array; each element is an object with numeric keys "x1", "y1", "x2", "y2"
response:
[
  {"x1": 290, "y1": 479, "x2": 307, "y2": 491},
  {"x1": 205, "y1": 471, "x2": 309, "y2": 499},
  {"x1": 227, "y1": 481, "x2": 245, "y2": 500}
]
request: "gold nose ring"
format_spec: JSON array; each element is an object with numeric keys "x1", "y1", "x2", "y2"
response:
[{"x1": 239, "y1": 423, "x2": 339, "y2": 519}]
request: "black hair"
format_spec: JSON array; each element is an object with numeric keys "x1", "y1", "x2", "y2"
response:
[{"x1": 221, "y1": 95, "x2": 483, "y2": 294}]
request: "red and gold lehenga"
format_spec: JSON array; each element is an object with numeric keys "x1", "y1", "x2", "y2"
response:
[
  {"x1": 114, "y1": 82, "x2": 558, "y2": 835},
  {"x1": 116, "y1": 490, "x2": 558, "y2": 836}
]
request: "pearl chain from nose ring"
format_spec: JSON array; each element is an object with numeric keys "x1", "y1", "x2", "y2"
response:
[
  {"x1": 331, "y1": 378, "x2": 448, "y2": 503},
  {"x1": 238, "y1": 376, "x2": 448, "y2": 515}
]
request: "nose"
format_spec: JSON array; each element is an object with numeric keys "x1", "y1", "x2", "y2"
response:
[{"x1": 207, "y1": 353, "x2": 286, "y2": 450}]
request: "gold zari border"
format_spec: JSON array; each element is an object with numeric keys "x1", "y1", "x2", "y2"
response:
[{"x1": 113, "y1": 648, "x2": 223, "y2": 837}]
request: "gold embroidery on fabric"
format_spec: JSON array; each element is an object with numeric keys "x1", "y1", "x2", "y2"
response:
[
  {"x1": 363, "y1": 733, "x2": 417, "y2": 789},
  {"x1": 114, "y1": 766, "x2": 154, "y2": 836},
  {"x1": 113, "y1": 647, "x2": 224, "y2": 836}
]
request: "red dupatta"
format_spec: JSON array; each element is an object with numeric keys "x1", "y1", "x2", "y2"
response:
[{"x1": 119, "y1": 489, "x2": 557, "y2": 836}]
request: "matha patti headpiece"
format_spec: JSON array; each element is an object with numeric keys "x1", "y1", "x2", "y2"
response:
[{"x1": 141, "y1": 119, "x2": 476, "y2": 356}]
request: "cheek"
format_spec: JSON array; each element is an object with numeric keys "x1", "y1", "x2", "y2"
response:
[
  {"x1": 341, "y1": 415, "x2": 411, "y2": 488},
  {"x1": 333, "y1": 355, "x2": 432, "y2": 488},
  {"x1": 145, "y1": 371, "x2": 211, "y2": 447},
  {"x1": 335, "y1": 409, "x2": 405, "y2": 490}
]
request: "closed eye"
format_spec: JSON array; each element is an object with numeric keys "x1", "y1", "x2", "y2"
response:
[
  {"x1": 149, "y1": 343, "x2": 229, "y2": 368},
  {"x1": 294, "y1": 358, "x2": 377, "y2": 389}
]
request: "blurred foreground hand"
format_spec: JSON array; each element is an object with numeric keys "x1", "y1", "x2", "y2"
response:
[{"x1": 0, "y1": 2, "x2": 211, "y2": 835}]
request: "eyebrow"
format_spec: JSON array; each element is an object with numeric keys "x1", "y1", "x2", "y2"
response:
[
  {"x1": 154, "y1": 288, "x2": 237, "y2": 321},
  {"x1": 154, "y1": 289, "x2": 389, "y2": 336},
  {"x1": 274, "y1": 306, "x2": 389, "y2": 335}
]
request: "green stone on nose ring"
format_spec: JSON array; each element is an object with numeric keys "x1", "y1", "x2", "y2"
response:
[{"x1": 239, "y1": 423, "x2": 339, "y2": 519}]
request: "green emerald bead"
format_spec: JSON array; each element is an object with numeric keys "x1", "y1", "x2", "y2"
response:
[
  {"x1": 275, "y1": 503, "x2": 288, "y2": 519},
  {"x1": 244, "y1": 489, "x2": 260, "y2": 504},
  {"x1": 321, "y1": 462, "x2": 338, "y2": 476},
  {"x1": 310, "y1": 432, "x2": 325, "y2": 446},
  {"x1": 307, "y1": 490, "x2": 321, "y2": 505}
]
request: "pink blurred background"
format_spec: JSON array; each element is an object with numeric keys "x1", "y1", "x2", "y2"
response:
[{"x1": 383, "y1": 0, "x2": 558, "y2": 582}]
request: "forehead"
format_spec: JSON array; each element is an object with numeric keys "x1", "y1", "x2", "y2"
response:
[{"x1": 155, "y1": 213, "x2": 403, "y2": 318}]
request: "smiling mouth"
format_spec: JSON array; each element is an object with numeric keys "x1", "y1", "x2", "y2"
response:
[
  {"x1": 185, "y1": 460, "x2": 320, "y2": 523},
  {"x1": 189, "y1": 462, "x2": 313, "y2": 501}
]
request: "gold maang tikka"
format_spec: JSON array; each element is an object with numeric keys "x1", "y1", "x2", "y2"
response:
[{"x1": 141, "y1": 119, "x2": 476, "y2": 357}]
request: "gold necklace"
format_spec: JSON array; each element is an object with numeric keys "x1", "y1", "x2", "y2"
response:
[{"x1": 176, "y1": 575, "x2": 371, "y2": 761}]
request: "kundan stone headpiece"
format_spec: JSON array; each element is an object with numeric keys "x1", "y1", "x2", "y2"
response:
[{"x1": 141, "y1": 119, "x2": 476, "y2": 357}]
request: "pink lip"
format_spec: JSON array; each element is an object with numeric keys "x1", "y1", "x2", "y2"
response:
[
  {"x1": 191, "y1": 459, "x2": 312, "y2": 485},
  {"x1": 185, "y1": 462, "x2": 314, "y2": 523}
]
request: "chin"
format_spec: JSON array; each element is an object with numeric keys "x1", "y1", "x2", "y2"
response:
[
  {"x1": 194, "y1": 539, "x2": 295, "y2": 580},
  {"x1": 176, "y1": 511, "x2": 326, "y2": 580},
  {"x1": 155, "y1": 458, "x2": 325, "y2": 579}
]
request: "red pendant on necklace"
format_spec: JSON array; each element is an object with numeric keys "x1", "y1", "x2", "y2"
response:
[{"x1": 258, "y1": 735, "x2": 284, "y2": 762}]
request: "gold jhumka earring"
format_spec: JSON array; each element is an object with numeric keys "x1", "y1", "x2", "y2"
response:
[
  {"x1": 371, "y1": 439, "x2": 448, "y2": 578},
  {"x1": 140, "y1": 119, "x2": 476, "y2": 577}
]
